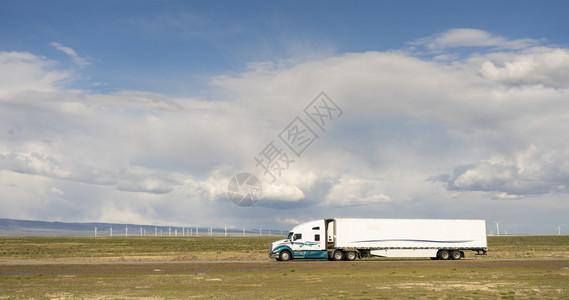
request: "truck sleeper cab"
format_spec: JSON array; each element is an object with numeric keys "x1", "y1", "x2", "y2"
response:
[{"x1": 269, "y1": 218, "x2": 488, "y2": 261}]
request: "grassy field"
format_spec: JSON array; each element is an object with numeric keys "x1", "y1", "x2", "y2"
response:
[
  {"x1": 0, "y1": 236, "x2": 278, "y2": 262},
  {"x1": 1, "y1": 235, "x2": 568, "y2": 262},
  {"x1": 487, "y1": 235, "x2": 569, "y2": 258},
  {"x1": 1, "y1": 236, "x2": 568, "y2": 299}
]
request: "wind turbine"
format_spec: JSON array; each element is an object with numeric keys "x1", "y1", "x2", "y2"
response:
[
  {"x1": 493, "y1": 220, "x2": 502, "y2": 236},
  {"x1": 557, "y1": 224, "x2": 565, "y2": 235},
  {"x1": 110, "y1": 225, "x2": 113, "y2": 237},
  {"x1": 155, "y1": 227, "x2": 157, "y2": 236},
  {"x1": 94, "y1": 226, "x2": 98, "y2": 237},
  {"x1": 140, "y1": 226, "x2": 143, "y2": 237},
  {"x1": 125, "y1": 225, "x2": 128, "y2": 237}
]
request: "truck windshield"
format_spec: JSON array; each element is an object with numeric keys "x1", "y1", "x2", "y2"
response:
[{"x1": 286, "y1": 232, "x2": 293, "y2": 240}]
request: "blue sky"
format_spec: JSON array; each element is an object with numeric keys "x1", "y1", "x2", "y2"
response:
[
  {"x1": 2, "y1": 1, "x2": 569, "y2": 234},
  {"x1": 3, "y1": 1, "x2": 568, "y2": 94}
]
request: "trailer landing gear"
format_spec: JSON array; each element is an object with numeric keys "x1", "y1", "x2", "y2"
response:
[{"x1": 475, "y1": 249, "x2": 487, "y2": 255}]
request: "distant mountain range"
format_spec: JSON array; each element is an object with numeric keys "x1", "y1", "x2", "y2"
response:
[{"x1": 0, "y1": 218, "x2": 284, "y2": 237}]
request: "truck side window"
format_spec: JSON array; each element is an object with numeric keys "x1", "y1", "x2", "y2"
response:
[
  {"x1": 315, "y1": 234, "x2": 320, "y2": 241},
  {"x1": 293, "y1": 233, "x2": 302, "y2": 241}
]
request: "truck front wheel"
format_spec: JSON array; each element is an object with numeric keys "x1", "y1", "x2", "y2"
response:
[
  {"x1": 345, "y1": 251, "x2": 357, "y2": 261},
  {"x1": 332, "y1": 250, "x2": 344, "y2": 261},
  {"x1": 279, "y1": 250, "x2": 292, "y2": 261}
]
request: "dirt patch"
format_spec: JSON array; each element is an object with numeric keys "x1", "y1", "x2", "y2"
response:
[{"x1": 1, "y1": 259, "x2": 568, "y2": 299}]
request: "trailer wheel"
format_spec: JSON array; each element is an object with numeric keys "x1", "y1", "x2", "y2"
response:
[
  {"x1": 279, "y1": 250, "x2": 292, "y2": 261},
  {"x1": 345, "y1": 251, "x2": 357, "y2": 261},
  {"x1": 450, "y1": 250, "x2": 462, "y2": 260},
  {"x1": 332, "y1": 250, "x2": 344, "y2": 261},
  {"x1": 438, "y1": 250, "x2": 451, "y2": 260}
]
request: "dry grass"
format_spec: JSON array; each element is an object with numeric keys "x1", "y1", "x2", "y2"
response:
[
  {"x1": 0, "y1": 236, "x2": 275, "y2": 262},
  {"x1": 1, "y1": 235, "x2": 567, "y2": 263},
  {"x1": 486, "y1": 235, "x2": 569, "y2": 258}
]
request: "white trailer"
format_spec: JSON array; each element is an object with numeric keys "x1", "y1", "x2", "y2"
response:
[{"x1": 269, "y1": 218, "x2": 487, "y2": 261}]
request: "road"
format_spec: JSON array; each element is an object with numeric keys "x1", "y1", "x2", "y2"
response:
[
  {"x1": 0, "y1": 257, "x2": 567, "y2": 265},
  {"x1": 1, "y1": 258, "x2": 568, "y2": 277}
]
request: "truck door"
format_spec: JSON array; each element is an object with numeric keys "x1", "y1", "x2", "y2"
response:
[
  {"x1": 326, "y1": 220, "x2": 335, "y2": 249},
  {"x1": 297, "y1": 225, "x2": 324, "y2": 251}
]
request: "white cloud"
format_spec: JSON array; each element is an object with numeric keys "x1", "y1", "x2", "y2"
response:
[
  {"x1": 263, "y1": 184, "x2": 305, "y2": 202},
  {"x1": 0, "y1": 51, "x2": 68, "y2": 98},
  {"x1": 325, "y1": 177, "x2": 392, "y2": 206},
  {"x1": 0, "y1": 150, "x2": 183, "y2": 195},
  {"x1": 50, "y1": 42, "x2": 91, "y2": 67},
  {"x1": 50, "y1": 187, "x2": 64, "y2": 196},
  {"x1": 275, "y1": 217, "x2": 305, "y2": 226},
  {"x1": 446, "y1": 144, "x2": 569, "y2": 195},
  {"x1": 493, "y1": 193, "x2": 522, "y2": 200},
  {"x1": 410, "y1": 28, "x2": 540, "y2": 51},
  {"x1": 180, "y1": 172, "x2": 229, "y2": 204},
  {"x1": 478, "y1": 48, "x2": 569, "y2": 87}
]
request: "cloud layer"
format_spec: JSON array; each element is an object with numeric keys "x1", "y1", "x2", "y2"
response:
[{"x1": 2, "y1": 29, "x2": 569, "y2": 233}]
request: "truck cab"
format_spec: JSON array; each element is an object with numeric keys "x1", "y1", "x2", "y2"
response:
[{"x1": 269, "y1": 219, "x2": 327, "y2": 260}]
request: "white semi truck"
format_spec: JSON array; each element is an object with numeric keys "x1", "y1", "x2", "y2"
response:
[{"x1": 269, "y1": 218, "x2": 487, "y2": 261}]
